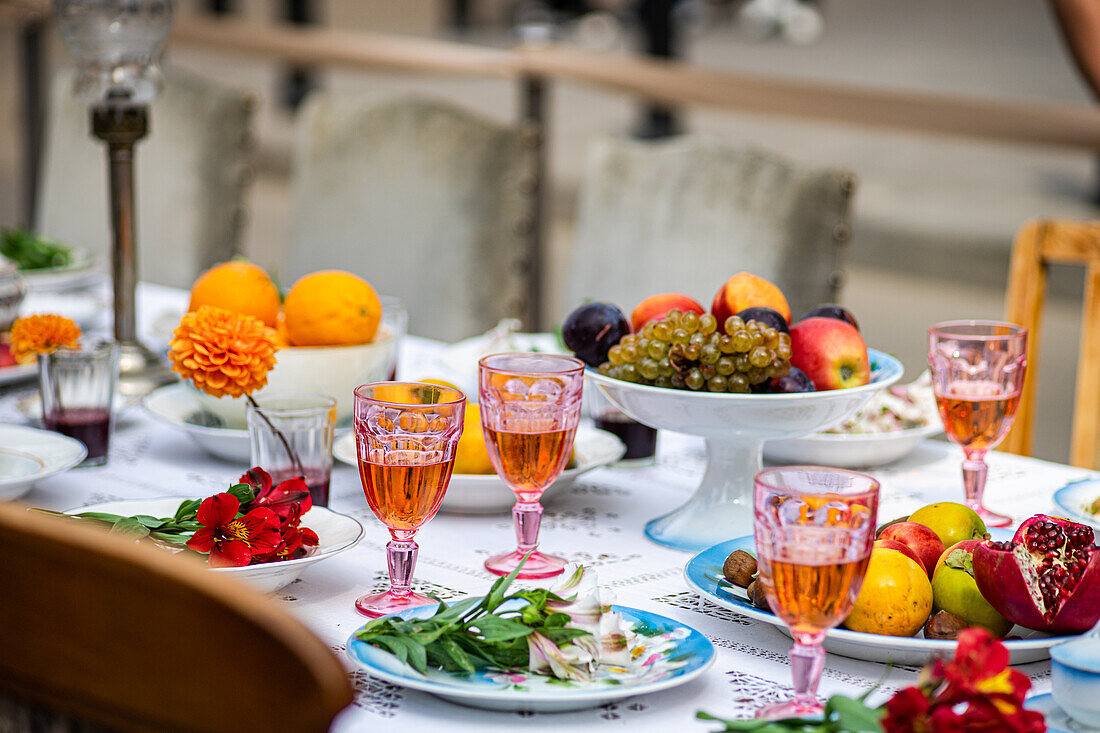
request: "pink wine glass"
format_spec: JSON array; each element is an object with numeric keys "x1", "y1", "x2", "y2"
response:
[
  {"x1": 928, "y1": 321, "x2": 1027, "y2": 528},
  {"x1": 753, "y1": 466, "x2": 879, "y2": 719},
  {"x1": 353, "y1": 382, "x2": 466, "y2": 617},
  {"x1": 479, "y1": 353, "x2": 584, "y2": 579}
]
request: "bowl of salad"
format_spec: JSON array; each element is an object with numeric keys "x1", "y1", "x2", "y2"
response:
[{"x1": 763, "y1": 374, "x2": 942, "y2": 468}]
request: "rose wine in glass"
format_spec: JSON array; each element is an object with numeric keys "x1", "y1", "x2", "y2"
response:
[
  {"x1": 353, "y1": 382, "x2": 465, "y2": 617},
  {"x1": 479, "y1": 353, "x2": 584, "y2": 579},
  {"x1": 753, "y1": 466, "x2": 879, "y2": 719},
  {"x1": 928, "y1": 321, "x2": 1027, "y2": 528}
]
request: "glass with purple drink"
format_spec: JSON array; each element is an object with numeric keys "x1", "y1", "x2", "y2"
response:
[
  {"x1": 247, "y1": 392, "x2": 337, "y2": 506},
  {"x1": 38, "y1": 340, "x2": 120, "y2": 467}
]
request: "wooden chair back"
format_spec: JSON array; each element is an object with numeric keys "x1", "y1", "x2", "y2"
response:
[
  {"x1": 1003, "y1": 219, "x2": 1100, "y2": 468},
  {"x1": 0, "y1": 501, "x2": 352, "y2": 733}
]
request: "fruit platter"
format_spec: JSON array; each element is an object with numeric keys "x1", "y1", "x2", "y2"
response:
[
  {"x1": 685, "y1": 502, "x2": 1100, "y2": 665},
  {"x1": 562, "y1": 273, "x2": 903, "y2": 551}
]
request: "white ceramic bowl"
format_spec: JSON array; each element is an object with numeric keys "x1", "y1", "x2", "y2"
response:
[
  {"x1": 764, "y1": 422, "x2": 942, "y2": 468},
  {"x1": 589, "y1": 348, "x2": 904, "y2": 550},
  {"x1": 70, "y1": 497, "x2": 364, "y2": 593},
  {"x1": 196, "y1": 328, "x2": 397, "y2": 429},
  {"x1": 0, "y1": 425, "x2": 86, "y2": 500},
  {"x1": 142, "y1": 383, "x2": 252, "y2": 462},
  {"x1": 1051, "y1": 636, "x2": 1100, "y2": 728},
  {"x1": 333, "y1": 425, "x2": 626, "y2": 514}
]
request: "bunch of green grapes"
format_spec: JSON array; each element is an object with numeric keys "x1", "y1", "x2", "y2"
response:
[{"x1": 596, "y1": 309, "x2": 792, "y2": 393}]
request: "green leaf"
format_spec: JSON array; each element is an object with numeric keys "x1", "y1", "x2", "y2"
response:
[
  {"x1": 108, "y1": 516, "x2": 151, "y2": 539},
  {"x1": 468, "y1": 616, "x2": 532, "y2": 643},
  {"x1": 226, "y1": 483, "x2": 256, "y2": 504},
  {"x1": 944, "y1": 547, "x2": 974, "y2": 576},
  {"x1": 173, "y1": 499, "x2": 201, "y2": 523},
  {"x1": 440, "y1": 637, "x2": 474, "y2": 673},
  {"x1": 827, "y1": 696, "x2": 883, "y2": 732}
]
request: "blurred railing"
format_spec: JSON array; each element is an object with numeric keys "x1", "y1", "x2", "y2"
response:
[
  {"x1": 168, "y1": 15, "x2": 1100, "y2": 329},
  {"x1": 171, "y1": 16, "x2": 1100, "y2": 151}
]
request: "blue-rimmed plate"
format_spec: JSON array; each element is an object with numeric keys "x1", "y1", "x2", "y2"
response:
[
  {"x1": 684, "y1": 533, "x2": 1064, "y2": 666},
  {"x1": 1026, "y1": 693, "x2": 1100, "y2": 733},
  {"x1": 346, "y1": 604, "x2": 714, "y2": 712},
  {"x1": 1053, "y1": 478, "x2": 1100, "y2": 530}
]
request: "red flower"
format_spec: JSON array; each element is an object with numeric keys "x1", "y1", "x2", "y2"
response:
[
  {"x1": 251, "y1": 524, "x2": 320, "y2": 564},
  {"x1": 882, "y1": 687, "x2": 931, "y2": 733},
  {"x1": 882, "y1": 629, "x2": 1046, "y2": 733},
  {"x1": 185, "y1": 493, "x2": 282, "y2": 567},
  {"x1": 239, "y1": 467, "x2": 312, "y2": 519}
]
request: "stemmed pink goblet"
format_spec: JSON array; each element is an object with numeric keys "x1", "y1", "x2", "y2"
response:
[
  {"x1": 479, "y1": 353, "x2": 584, "y2": 579},
  {"x1": 753, "y1": 466, "x2": 879, "y2": 719},
  {"x1": 928, "y1": 321, "x2": 1027, "y2": 528},
  {"x1": 353, "y1": 382, "x2": 466, "y2": 617}
]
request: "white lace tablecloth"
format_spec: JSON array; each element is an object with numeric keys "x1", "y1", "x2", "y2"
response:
[{"x1": 4, "y1": 284, "x2": 1092, "y2": 731}]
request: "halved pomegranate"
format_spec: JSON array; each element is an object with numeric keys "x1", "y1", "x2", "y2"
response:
[{"x1": 972, "y1": 514, "x2": 1100, "y2": 633}]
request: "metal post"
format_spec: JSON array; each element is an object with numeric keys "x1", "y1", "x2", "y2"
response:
[
  {"x1": 519, "y1": 75, "x2": 547, "y2": 331},
  {"x1": 20, "y1": 19, "x2": 45, "y2": 228},
  {"x1": 281, "y1": 0, "x2": 317, "y2": 110},
  {"x1": 634, "y1": 0, "x2": 681, "y2": 139},
  {"x1": 91, "y1": 105, "x2": 174, "y2": 395}
]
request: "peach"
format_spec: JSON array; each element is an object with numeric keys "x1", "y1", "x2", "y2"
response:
[
  {"x1": 630, "y1": 293, "x2": 705, "y2": 333},
  {"x1": 874, "y1": 539, "x2": 927, "y2": 575},
  {"x1": 878, "y1": 522, "x2": 945, "y2": 579},
  {"x1": 789, "y1": 317, "x2": 869, "y2": 390},
  {"x1": 711, "y1": 272, "x2": 791, "y2": 326}
]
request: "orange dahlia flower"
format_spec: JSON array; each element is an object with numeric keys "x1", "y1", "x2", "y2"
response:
[
  {"x1": 169, "y1": 305, "x2": 277, "y2": 398},
  {"x1": 10, "y1": 314, "x2": 81, "y2": 362}
]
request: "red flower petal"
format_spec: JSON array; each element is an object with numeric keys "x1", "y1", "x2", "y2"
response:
[
  {"x1": 186, "y1": 526, "x2": 216, "y2": 553},
  {"x1": 240, "y1": 466, "x2": 273, "y2": 495},
  {"x1": 197, "y1": 493, "x2": 240, "y2": 528},
  {"x1": 209, "y1": 540, "x2": 253, "y2": 567},
  {"x1": 299, "y1": 526, "x2": 319, "y2": 547}
]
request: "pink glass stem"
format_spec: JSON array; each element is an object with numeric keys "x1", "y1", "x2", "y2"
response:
[
  {"x1": 961, "y1": 457, "x2": 988, "y2": 512},
  {"x1": 386, "y1": 538, "x2": 418, "y2": 598},
  {"x1": 514, "y1": 501, "x2": 543, "y2": 552},
  {"x1": 789, "y1": 641, "x2": 825, "y2": 707}
]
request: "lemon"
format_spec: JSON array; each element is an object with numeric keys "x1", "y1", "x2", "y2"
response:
[
  {"x1": 453, "y1": 405, "x2": 494, "y2": 475},
  {"x1": 843, "y1": 548, "x2": 933, "y2": 637}
]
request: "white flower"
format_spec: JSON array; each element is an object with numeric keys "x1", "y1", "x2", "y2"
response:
[{"x1": 526, "y1": 632, "x2": 594, "y2": 681}]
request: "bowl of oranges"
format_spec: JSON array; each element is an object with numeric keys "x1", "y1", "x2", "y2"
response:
[{"x1": 185, "y1": 262, "x2": 396, "y2": 429}]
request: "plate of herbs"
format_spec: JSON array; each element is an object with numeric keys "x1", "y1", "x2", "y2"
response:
[{"x1": 346, "y1": 562, "x2": 714, "y2": 711}]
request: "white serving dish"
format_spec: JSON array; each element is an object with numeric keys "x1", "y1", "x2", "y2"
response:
[
  {"x1": 346, "y1": 603, "x2": 714, "y2": 712},
  {"x1": 20, "y1": 247, "x2": 106, "y2": 292},
  {"x1": 194, "y1": 329, "x2": 397, "y2": 430},
  {"x1": 0, "y1": 425, "x2": 87, "y2": 500},
  {"x1": 70, "y1": 497, "x2": 364, "y2": 593},
  {"x1": 764, "y1": 422, "x2": 942, "y2": 468},
  {"x1": 0, "y1": 361, "x2": 36, "y2": 386},
  {"x1": 589, "y1": 348, "x2": 904, "y2": 551},
  {"x1": 334, "y1": 425, "x2": 626, "y2": 514},
  {"x1": 141, "y1": 383, "x2": 252, "y2": 462}
]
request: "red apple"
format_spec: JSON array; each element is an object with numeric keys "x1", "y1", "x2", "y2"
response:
[
  {"x1": 630, "y1": 293, "x2": 704, "y2": 333},
  {"x1": 878, "y1": 522, "x2": 945, "y2": 579},
  {"x1": 789, "y1": 317, "x2": 869, "y2": 390},
  {"x1": 711, "y1": 272, "x2": 791, "y2": 326},
  {"x1": 873, "y1": 539, "x2": 926, "y2": 575}
]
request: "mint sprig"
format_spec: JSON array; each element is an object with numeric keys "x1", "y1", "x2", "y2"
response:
[{"x1": 354, "y1": 557, "x2": 591, "y2": 677}]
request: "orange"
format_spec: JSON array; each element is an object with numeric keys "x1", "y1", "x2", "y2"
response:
[
  {"x1": 453, "y1": 405, "x2": 494, "y2": 475},
  {"x1": 282, "y1": 270, "x2": 381, "y2": 347},
  {"x1": 843, "y1": 548, "x2": 933, "y2": 637},
  {"x1": 188, "y1": 261, "x2": 281, "y2": 328}
]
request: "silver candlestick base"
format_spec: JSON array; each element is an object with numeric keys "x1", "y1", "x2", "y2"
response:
[{"x1": 91, "y1": 104, "x2": 174, "y2": 397}]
